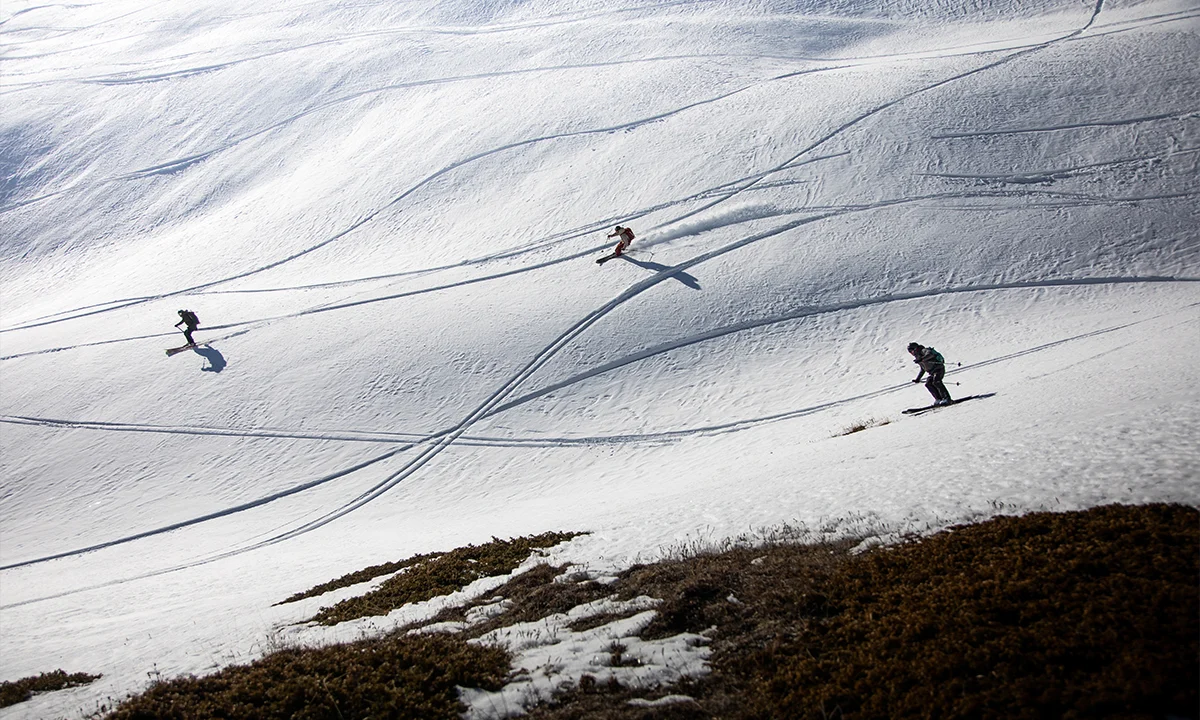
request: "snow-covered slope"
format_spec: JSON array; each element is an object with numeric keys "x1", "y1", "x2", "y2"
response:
[{"x1": 1, "y1": 0, "x2": 1197, "y2": 716}]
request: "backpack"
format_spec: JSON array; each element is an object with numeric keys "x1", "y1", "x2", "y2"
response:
[
  {"x1": 183, "y1": 310, "x2": 199, "y2": 326},
  {"x1": 927, "y1": 347, "x2": 944, "y2": 364}
]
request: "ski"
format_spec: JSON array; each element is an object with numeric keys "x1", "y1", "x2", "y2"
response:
[
  {"x1": 903, "y1": 393, "x2": 995, "y2": 415},
  {"x1": 597, "y1": 249, "x2": 641, "y2": 265},
  {"x1": 166, "y1": 343, "x2": 197, "y2": 357}
]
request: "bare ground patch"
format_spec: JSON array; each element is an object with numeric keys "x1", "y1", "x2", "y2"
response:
[
  {"x1": 98, "y1": 505, "x2": 1198, "y2": 719},
  {"x1": 0, "y1": 670, "x2": 101, "y2": 709},
  {"x1": 306, "y1": 531, "x2": 583, "y2": 625}
]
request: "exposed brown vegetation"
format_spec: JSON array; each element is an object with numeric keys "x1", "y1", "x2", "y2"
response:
[
  {"x1": 276, "y1": 551, "x2": 443, "y2": 605},
  {"x1": 416, "y1": 562, "x2": 615, "y2": 636},
  {"x1": 738, "y1": 503, "x2": 1200, "y2": 719},
  {"x1": 835, "y1": 418, "x2": 890, "y2": 436},
  {"x1": 0, "y1": 670, "x2": 101, "y2": 709},
  {"x1": 100, "y1": 505, "x2": 1198, "y2": 720},
  {"x1": 520, "y1": 539, "x2": 859, "y2": 718},
  {"x1": 515, "y1": 504, "x2": 1200, "y2": 719},
  {"x1": 102, "y1": 632, "x2": 507, "y2": 720},
  {"x1": 309, "y1": 531, "x2": 583, "y2": 625}
]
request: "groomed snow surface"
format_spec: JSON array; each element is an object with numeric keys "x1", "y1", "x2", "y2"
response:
[{"x1": 1, "y1": 0, "x2": 1198, "y2": 716}]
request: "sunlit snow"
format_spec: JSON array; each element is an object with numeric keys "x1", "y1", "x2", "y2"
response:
[{"x1": 1, "y1": 0, "x2": 1197, "y2": 716}]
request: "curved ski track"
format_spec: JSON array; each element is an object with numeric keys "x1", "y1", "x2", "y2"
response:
[
  {"x1": 10, "y1": 0, "x2": 1195, "y2": 602},
  {"x1": 3, "y1": 295, "x2": 1196, "y2": 602},
  {"x1": 3, "y1": 149, "x2": 849, "y2": 333},
  {"x1": 2, "y1": 183, "x2": 1194, "y2": 362},
  {"x1": 3, "y1": 0, "x2": 1155, "y2": 336},
  {"x1": 4, "y1": 277, "x2": 1195, "y2": 448}
]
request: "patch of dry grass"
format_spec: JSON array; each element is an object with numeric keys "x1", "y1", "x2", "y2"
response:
[
  {"x1": 100, "y1": 505, "x2": 1198, "y2": 720},
  {"x1": 102, "y1": 632, "x2": 507, "y2": 720},
  {"x1": 835, "y1": 418, "x2": 890, "y2": 436},
  {"x1": 0, "y1": 670, "x2": 101, "y2": 709},
  {"x1": 276, "y1": 551, "x2": 443, "y2": 605},
  {"x1": 517, "y1": 504, "x2": 1199, "y2": 719},
  {"x1": 309, "y1": 531, "x2": 583, "y2": 625},
  {"x1": 417, "y1": 562, "x2": 615, "y2": 637},
  {"x1": 740, "y1": 503, "x2": 1199, "y2": 719}
]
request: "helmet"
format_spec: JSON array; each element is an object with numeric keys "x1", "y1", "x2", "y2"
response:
[{"x1": 907, "y1": 342, "x2": 921, "y2": 353}]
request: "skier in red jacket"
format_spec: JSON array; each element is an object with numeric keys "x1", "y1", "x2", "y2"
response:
[{"x1": 597, "y1": 226, "x2": 635, "y2": 265}]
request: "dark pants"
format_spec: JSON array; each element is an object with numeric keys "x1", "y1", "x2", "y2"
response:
[
  {"x1": 182, "y1": 326, "x2": 196, "y2": 345},
  {"x1": 925, "y1": 366, "x2": 951, "y2": 402}
]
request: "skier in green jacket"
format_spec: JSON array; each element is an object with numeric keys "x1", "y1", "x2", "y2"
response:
[{"x1": 908, "y1": 342, "x2": 951, "y2": 405}]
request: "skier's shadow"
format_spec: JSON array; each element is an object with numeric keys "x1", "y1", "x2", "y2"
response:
[
  {"x1": 192, "y1": 344, "x2": 227, "y2": 373},
  {"x1": 620, "y1": 256, "x2": 701, "y2": 290}
]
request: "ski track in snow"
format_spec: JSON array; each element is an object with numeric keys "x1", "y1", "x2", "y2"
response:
[
  {"x1": 0, "y1": 52, "x2": 853, "y2": 210},
  {"x1": 0, "y1": 414, "x2": 644, "y2": 448},
  {"x1": 5, "y1": 280, "x2": 1196, "y2": 580},
  {"x1": 931, "y1": 109, "x2": 1199, "y2": 139},
  {"x1": 4, "y1": 296, "x2": 1197, "y2": 603},
  {"x1": 0, "y1": 0, "x2": 1152, "y2": 333},
  {"x1": 920, "y1": 147, "x2": 1200, "y2": 183},
  {"x1": 1, "y1": 183, "x2": 1195, "y2": 358},
  {"x1": 0, "y1": 73, "x2": 776, "y2": 327},
  {"x1": 3, "y1": 0, "x2": 1196, "y2": 613},
  {"x1": 2, "y1": 2, "x2": 1185, "y2": 348},
  {"x1": 5, "y1": 285, "x2": 1195, "y2": 454},
  {"x1": 120, "y1": 0, "x2": 1117, "y2": 550},
  {"x1": 3, "y1": 138, "x2": 1176, "y2": 335},
  {"x1": 0, "y1": 150, "x2": 849, "y2": 331}
]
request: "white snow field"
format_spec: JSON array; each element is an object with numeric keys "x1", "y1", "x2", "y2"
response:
[{"x1": 1, "y1": 0, "x2": 1198, "y2": 715}]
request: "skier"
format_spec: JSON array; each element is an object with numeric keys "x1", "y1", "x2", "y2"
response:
[
  {"x1": 597, "y1": 225, "x2": 635, "y2": 264},
  {"x1": 609, "y1": 225, "x2": 634, "y2": 255},
  {"x1": 175, "y1": 309, "x2": 200, "y2": 346},
  {"x1": 908, "y1": 341, "x2": 952, "y2": 405}
]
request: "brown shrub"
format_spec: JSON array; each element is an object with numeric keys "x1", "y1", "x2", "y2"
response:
[
  {"x1": 100, "y1": 504, "x2": 1200, "y2": 720},
  {"x1": 0, "y1": 670, "x2": 101, "y2": 709},
  {"x1": 276, "y1": 551, "x2": 443, "y2": 605},
  {"x1": 104, "y1": 632, "x2": 507, "y2": 720},
  {"x1": 742, "y1": 503, "x2": 1200, "y2": 719},
  {"x1": 519, "y1": 504, "x2": 1199, "y2": 719},
  {"x1": 419, "y1": 562, "x2": 615, "y2": 636},
  {"x1": 312, "y1": 531, "x2": 582, "y2": 625}
]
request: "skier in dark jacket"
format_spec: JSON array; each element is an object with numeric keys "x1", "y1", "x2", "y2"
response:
[
  {"x1": 908, "y1": 342, "x2": 951, "y2": 405},
  {"x1": 175, "y1": 309, "x2": 200, "y2": 346}
]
